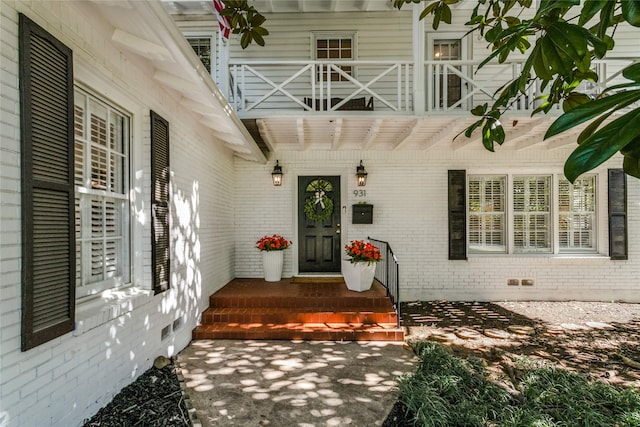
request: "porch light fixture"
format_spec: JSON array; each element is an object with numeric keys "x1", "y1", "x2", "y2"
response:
[
  {"x1": 356, "y1": 160, "x2": 368, "y2": 186},
  {"x1": 271, "y1": 160, "x2": 283, "y2": 186}
]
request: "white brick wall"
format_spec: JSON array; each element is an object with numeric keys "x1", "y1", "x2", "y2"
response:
[
  {"x1": 234, "y1": 148, "x2": 639, "y2": 303},
  {"x1": 0, "y1": 1, "x2": 236, "y2": 425}
]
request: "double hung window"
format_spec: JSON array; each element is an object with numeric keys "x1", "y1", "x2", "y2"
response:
[
  {"x1": 74, "y1": 88, "x2": 131, "y2": 297},
  {"x1": 314, "y1": 32, "x2": 355, "y2": 82},
  {"x1": 468, "y1": 174, "x2": 596, "y2": 255}
]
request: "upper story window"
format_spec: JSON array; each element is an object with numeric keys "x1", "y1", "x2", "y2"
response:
[
  {"x1": 468, "y1": 174, "x2": 597, "y2": 255},
  {"x1": 433, "y1": 38, "x2": 463, "y2": 108},
  {"x1": 187, "y1": 37, "x2": 212, "y2": 73},
  {"x1": 74, "y1": 88, "x2": 131, "y2": 298},
  {"x1": 313, "y1": 32, "x2": 356, "y2": 82}
]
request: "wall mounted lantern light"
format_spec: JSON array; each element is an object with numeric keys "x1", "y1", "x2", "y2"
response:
[
  {"x1": 356, "y1": 160, "x2": 368, "y2": 186},
  {"x1": 271, "y1": 160, "x2": 283, "y2": 186}
]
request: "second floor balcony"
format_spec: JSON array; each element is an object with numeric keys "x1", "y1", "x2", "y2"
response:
[{"x1": 227, "y1": 58, "x2": 636, "y2": 119}]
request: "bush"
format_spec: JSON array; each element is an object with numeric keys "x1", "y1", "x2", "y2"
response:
[{"x1": 397, "y1": 342, "x2": 640, "y2": 427}]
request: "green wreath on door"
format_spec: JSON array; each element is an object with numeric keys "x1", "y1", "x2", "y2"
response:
[{"x1": 304, "y1": 179, "x2": 334, "y2": 222}]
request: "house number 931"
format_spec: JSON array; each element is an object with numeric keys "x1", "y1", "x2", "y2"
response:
[{"x1": 353, "y1": 190, "x2": 366, "y2": 197}]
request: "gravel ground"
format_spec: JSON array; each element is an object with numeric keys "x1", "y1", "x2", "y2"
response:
[{"x1": 82, "y1": 301, "x2": 640, "y2": 427}]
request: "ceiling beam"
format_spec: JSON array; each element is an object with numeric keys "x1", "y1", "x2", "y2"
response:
[
  {"x1": 331, "y1": 118, "x2": 344, "y2": 149},
  {"x1": 362, "y1": 119, "x2": 383, "y2": 149},
  {"x1": 257, "y1": 119, "x2": 277, "y2": 152},
  {"x1": 392, "y1": 118, "x2": 420, "y2": 150},
  {"x1": 422, "y1": 118, "x2": 465, "y2": 150},
  {"x1": 297, "y1": 118, "x2": 306, "y2": 148}
]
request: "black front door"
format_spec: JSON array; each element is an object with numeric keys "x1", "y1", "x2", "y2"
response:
[{"x1": 298, "y1": 176, "x2": 341, "y2": 273}]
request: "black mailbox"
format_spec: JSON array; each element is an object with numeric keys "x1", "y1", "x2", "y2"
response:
[{"x1": 352, "y1": 204, "x2": 373, "y2": 224}]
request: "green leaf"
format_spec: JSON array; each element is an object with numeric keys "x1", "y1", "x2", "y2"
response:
[
  {"x1": 623, "y1": 154, "x2": 640, "y2": 178},
  {"x1": 564, "y1": 108, "x2": 640, "y2": 181},
  {"x1": 577, "y1": 111, "x2": 611, "y2": 144},
  {"x1": 579, "y1": 0, "x2": 607, "y2": 26},
  {"x1": 440, "y1": 4, "x2": 452, "y2": 25},
  {"x1": 622, "y1": 0, "x2": 640, "y2": 26},
  {"x1": 482, "y1": 122, "x2": 495, "y2": 151},
  {"x1": 471, "y1": 104, "x2": 488, "y2": 116},
  {"x1": 464, "y1": 119, "x2": 484, "y2": 137},
  {"x1": 493, "y1": 121, "x2": 505, "y2": 144},
  {"x1": 532, "y1": 42, "x2": 553, "y2": 81},
  {"x1": 419, "y1": 1, "x2": 439, "y2": 20},
  {"x1": 622, "y1": 62, "x2": 640, "y2": 82},
  {"x1": 240, "y1": 31, "x2": 251, "y2": 49},
  {"x1": 562, "y1": 92, "x2": 591, "y2": 112},
  {"x1": 545, "y1": 90, "x2": 640, "y2": 138},
  {"x1": 546, "y1": 22, "x2": 587, "y2": 63},
  {"x1": 485, "y1": 23, "x2": 503, "y2": 43},
  {"x1": 621, "y1": 137, "x2": 640, "y2": 178},
  {"x1": 252, "y1": 31, "x2": 265, "y2": 46}
]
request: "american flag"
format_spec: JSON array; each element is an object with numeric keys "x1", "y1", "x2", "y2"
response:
[{"x1": 213, "y1": 0, "x2": 231, "y2": 39}]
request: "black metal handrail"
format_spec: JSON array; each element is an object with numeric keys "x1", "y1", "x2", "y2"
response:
[{"x1": 368, "y1": 237, "x2": 400, "y2": 326}]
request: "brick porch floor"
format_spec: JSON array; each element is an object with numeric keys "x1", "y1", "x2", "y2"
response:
[{"x1": 192, "y1": 277, "x2": 405, "y2": 341}]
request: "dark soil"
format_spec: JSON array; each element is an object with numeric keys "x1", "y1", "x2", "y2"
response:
[{"x1": 82, "y1": 361, "x2": 190, "y2": 427}]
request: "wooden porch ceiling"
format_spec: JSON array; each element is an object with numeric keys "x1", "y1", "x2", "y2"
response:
[{"x1": 243, "y1": 114, "x2": 584, "y2": 152}]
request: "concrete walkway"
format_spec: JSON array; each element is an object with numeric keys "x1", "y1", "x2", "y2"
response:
[{"x1": 177, "y1": 340, "x2": 417, "y2": 426}]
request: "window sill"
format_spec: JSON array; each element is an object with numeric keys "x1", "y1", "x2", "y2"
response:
[
  {"x1": 468, "y1": 253, "x2": 610, "y2": 260},
  {"x1": 73, "y1": 287, "x2": 153, "y2": 336}
]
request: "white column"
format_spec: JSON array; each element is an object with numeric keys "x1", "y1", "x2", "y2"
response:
[
  {"x1": 217, "y1": 32, "x2": 230, "y2": 100},
  {"x1": 412, "y1": 3, "x2": 426, "y2": 115}
]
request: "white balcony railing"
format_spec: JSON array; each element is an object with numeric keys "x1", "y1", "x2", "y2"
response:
[
  {"x1": 229, "y1": 60, "x2": 413, "y2": 114},
  {"x1": 226, "y1": 58, "x2": 638, "y2": 116}
]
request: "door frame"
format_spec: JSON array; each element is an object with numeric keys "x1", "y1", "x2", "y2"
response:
[{"x1": 292, "y1": 169, "x2": 349, "y2": 275}]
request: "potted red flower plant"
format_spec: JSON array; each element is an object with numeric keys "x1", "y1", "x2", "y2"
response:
[
  {"x1": 342, "y1": 240, "x2": 381, "y2": 292},
  {"x1": 256, "y1": 234, "x2": 292, "y2": 281}
]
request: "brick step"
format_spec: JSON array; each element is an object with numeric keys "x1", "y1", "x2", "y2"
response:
[
  {"x1": 193, "y1": 322, "x2": 405, "y2": 342},
  {"x1": 200, "y1": 307, "x2": 398, "y2": 325},
  {"x1": 208, "y1": 295, "x2": 394, "y2": 309}
]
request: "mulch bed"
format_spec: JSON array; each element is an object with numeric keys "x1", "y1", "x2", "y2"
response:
[{"x1": 82, "y1": 361, "x2": 190, "y2": 427}]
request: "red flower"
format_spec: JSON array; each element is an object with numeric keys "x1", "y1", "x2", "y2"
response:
[
  {"x1": 344, "y1": 240, "x2": 381, "y2": 265},
  {"x1": 256, "y1": 234, "x2": 292, "y2": 251}
]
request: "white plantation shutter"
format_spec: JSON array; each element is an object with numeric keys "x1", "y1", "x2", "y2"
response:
[
  {"x1": 468, "y1": 176, "x2": 506, "y2": 253},
  {"x1": 513, "y1": 176, "x2": 551, "y2": 253},
  {"x1": 75, "y1": 88, "x2": 130, "y2": 297},
  {"x1": 559, "y1": 176, "x2": 596, "y2": 252}
]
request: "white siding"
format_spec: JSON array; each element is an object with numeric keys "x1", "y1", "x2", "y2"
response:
[{"x1": 0, "y1": 1, "x2": 236, "y2": 425}]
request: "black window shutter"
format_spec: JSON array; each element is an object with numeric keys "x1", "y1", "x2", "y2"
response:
[
  {"x1": 448, "y1": 170, "x2": 467, "y2": 260},
  {"x1": 19, "y1": 14, "x2": 75, "y2": 350},
  {"x1": 608, "y1": 169, "x2": 627, "y2": 260},
  {"x1": 151, "y1": 111, "x2": 170, "y2": 294}
]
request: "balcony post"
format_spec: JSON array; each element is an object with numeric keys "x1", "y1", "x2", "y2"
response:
[{"x1": 412, "y1": 3, "x2": 426, "y2": 115}]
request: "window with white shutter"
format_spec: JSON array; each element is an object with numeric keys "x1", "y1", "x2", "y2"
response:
[
  {"x1": 463, "y1": 173, "x2": 604, "y2": 255},
  {"x1": 513, "y1": 176, "x2": 551, "y2": 253},
  {"x1": 74, "y1": 88, "x2": 130, "y2": 297},
  {"x1": 558, "y1": 175, "x2": 596, "y2": 252},
  {"x1": 468, "y1": 176, "x2": 506, "y2": 253}
]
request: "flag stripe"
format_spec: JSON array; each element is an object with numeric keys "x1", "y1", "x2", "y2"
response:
[{"x1": 213, "y1": 0, "x2": 231, "y2": 39}]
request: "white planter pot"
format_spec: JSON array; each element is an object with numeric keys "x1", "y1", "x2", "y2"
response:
[
  {"x1": 342, "y1": 260, "x2": 376, "y2": 292},
  {"x1": 262, "y1": 251, "x2": 284, "y2": 282}
]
